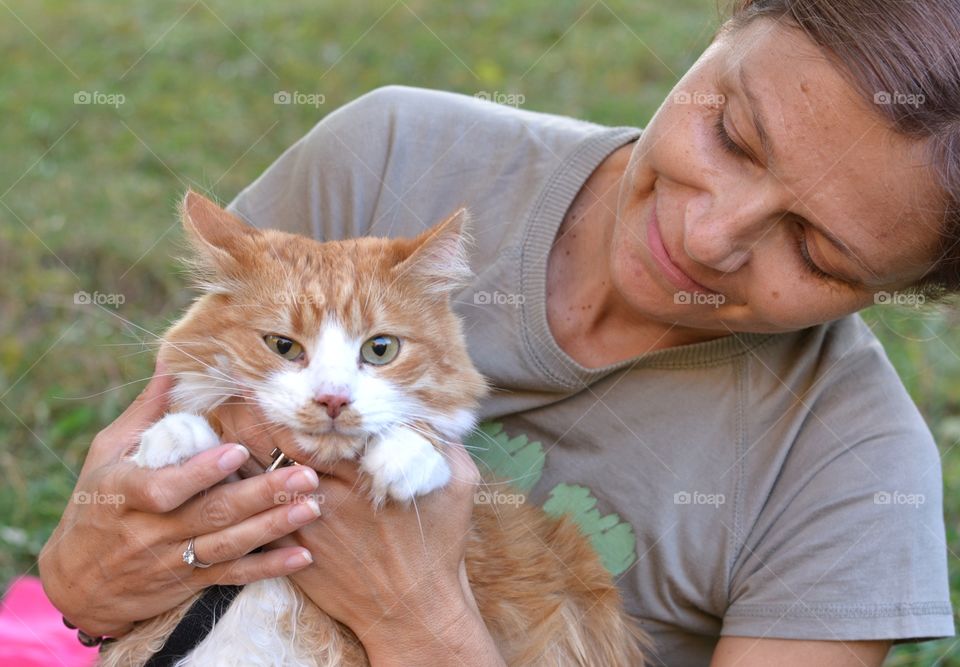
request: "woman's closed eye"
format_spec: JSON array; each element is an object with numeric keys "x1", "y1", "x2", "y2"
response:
[
  {"x1": 712, "y1": 105, "x2": 855, "y2": 288},
  {"x1": 794, "y1": 229, "x2": 836, "y2": 283},
  {"x1": 713, "y1": 107, "x2": 751, "y2": 161}
]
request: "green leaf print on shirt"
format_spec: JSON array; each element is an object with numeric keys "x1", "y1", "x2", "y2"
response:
[
  {"x1": 465, "y1": 420, "x2": 638, "y2": 577},
  {"x1": 463, "y1": 419, "x2": 545, "y2": 492},
  {"x1": 541, "y1": 484, "x2": 638, "y2": 576}
]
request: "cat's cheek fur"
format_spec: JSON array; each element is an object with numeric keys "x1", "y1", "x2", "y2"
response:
[
  {"x1": 168, "y1": 375, "x2": 229, "y2": 415},
  {"x1": 360, "y1": 426, "x2": 451, "y2": 505},
  {"x1": 166, "y1": 356, "x2": 237, "y2": 415},
  {"x1": 348, "y1": 373, "x2": 413, "y2": 434},
  {"x1": 257, "y1": 368, "x2": 315, "y2": 431},
  {"x1": 132, "y1": 412, "x2": 221, "y2": 469},
  {"x1": 429, "y1": 406, "x2": 480, "y2": 442}
]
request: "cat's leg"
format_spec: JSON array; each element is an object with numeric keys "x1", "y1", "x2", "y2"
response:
[
  {"x1": 132, "y1": 412, "x2": 221, "y2": 469},
  {"x1": 360, "y1": 426, "x2": 451, "y2": 505}
]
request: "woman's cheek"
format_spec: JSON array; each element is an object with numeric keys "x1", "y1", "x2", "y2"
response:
[{"x1": 749, "y1": 285, "x2": 861, "y2": 332}]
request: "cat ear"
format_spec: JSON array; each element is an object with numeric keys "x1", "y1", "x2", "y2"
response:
[
  {"x1": 179, "y1": 189, "x2": 259, "y2": 291},
  {"x1": 395, "y1": 207, "x2": 474, "y2": 295},
  {"x1": 180, "y1": 189, "x2": 259, "y2": 256}
]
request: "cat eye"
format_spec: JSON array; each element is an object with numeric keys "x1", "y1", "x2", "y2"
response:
[
  {"x1": 360, "y1": 334, "x2": 400, "y2": 365},
  {"x1": 263, "y1": 334, "x2": 305, "y2": 361}
]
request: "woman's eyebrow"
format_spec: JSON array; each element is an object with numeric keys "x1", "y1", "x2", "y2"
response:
[{"x1": 738, "y1": 65, "x2": 776, "y2": 169}]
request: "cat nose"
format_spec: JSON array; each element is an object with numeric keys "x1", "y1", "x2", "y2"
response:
[{"x1": 313, "y1": 393, "x2": 351, "y2": 419}]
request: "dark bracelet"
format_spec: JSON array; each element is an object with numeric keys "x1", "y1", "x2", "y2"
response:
[{"x1": 62, "y1": 616, "x2": 116, "y2": 650}]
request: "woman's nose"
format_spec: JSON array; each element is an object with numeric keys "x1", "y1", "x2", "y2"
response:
[{"x1": 681, "y1": 191, "x2": 777, "y2": 274}]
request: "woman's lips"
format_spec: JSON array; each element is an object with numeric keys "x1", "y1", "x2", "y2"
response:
[{"x1": 646, "y1": 205, "x2": 716, "y2": 295}]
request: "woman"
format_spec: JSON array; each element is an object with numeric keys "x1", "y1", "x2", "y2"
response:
[{"x1": 39, "y1": 0, "x2": 959, "y2": 664}]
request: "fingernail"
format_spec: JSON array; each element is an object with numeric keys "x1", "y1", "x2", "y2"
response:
[
  {"x1": 285, "y1": 549, "x2": 313, "y2": 568},
  {"x1": 288, "y1": 497, "x2": 322, "y2": 523},
  {"x1": 285, "y1": 468, "x2": 319, "y2": 492},
  {"x1": 218, "y1": 444, "x2": 249, "y2": 471}
]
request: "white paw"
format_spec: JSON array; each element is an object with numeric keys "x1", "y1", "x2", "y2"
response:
[
  {"x1": 132, "y1": 413, "x2": 221, "y2": 469},
  {"x1": 361, "y1": 427, "x2": 451, "y2": 504}
]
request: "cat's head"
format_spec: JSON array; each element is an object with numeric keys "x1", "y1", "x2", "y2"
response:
[{"x1": 160, "y1": 190, "x2": 488, "y2": 465}]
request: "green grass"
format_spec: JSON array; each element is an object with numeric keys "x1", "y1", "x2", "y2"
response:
[{"x1": 0, "y1": 2, "x2": 956, "y2": 664}]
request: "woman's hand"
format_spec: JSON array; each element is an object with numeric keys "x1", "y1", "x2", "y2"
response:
[
  {"x1": 217, "y1": 401, "x2": 507, "y2": 666},
  {"x1": 38, "y1": 361, "x2": 320, "y2": 637}
]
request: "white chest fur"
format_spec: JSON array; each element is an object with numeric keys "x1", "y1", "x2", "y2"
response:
[{"x1": 177, "y1": 578, "x2": 318, "y2": 667}]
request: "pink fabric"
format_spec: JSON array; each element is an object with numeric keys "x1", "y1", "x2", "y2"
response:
[{"x1": 0, "y1": 576, "x2": 98, "y2": 667}]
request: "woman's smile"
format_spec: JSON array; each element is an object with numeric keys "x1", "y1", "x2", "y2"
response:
[{"x1": 645, "y1": 201, "x2": 718, "y2": 296}]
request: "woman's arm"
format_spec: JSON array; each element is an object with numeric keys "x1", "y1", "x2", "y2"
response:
[
  {"x1": 347, "y1": 559, "x2": 506, "y2": 667},
  {"x1": 361, "y1": 587, "x2": 507, "y2": 667},
  {"x1": 711, "y1": 637, "x2": 891, "y2": 667},
  {"x1": 38, "y1": 362, "x2": 318, "y2": 636},
  {"x1": 217, "y1": 401, "x2": 507, "y2": 666}
]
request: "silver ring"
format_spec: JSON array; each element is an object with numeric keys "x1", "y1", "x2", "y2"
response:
[{"x1": 182, "y1": 537, "x2": 213, "y2": 569}]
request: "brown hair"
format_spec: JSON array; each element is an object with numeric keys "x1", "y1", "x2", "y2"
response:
[{"x1": 719, "y1": 0, "x2": 960, "y2": 299}]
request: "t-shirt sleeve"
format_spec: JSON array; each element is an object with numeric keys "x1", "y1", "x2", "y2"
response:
[
  {"x1": 722, "y1": 343, "x2": 955, "y2": 643},
  {"x1": 225, "y1": 86, "x2": 412, "y2": 240}
]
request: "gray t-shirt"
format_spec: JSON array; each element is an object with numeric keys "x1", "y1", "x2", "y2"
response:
[{"x1": 226, "y1": 85, "x2": 954, "y2": 666}]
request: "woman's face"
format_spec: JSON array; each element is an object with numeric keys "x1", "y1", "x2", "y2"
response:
[{"x1": 613, "y1": 17, "x2": 944, "y2": 334}]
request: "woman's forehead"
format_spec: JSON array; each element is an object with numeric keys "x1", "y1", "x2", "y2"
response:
[{"x1": 715, "y1": 19, "x2": 943, "y2": 286}]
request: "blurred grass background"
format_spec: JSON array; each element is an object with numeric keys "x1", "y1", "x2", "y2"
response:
[{"x1": 0, "y1": 1, "x2": 956, "y2": 664}]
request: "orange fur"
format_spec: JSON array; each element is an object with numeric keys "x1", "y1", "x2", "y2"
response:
[{"x1": 99, "y1": 191, "x2": 649, "y2": 666}]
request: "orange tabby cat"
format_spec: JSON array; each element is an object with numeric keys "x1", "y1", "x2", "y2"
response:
[{"x1": 99, "y1": 191, "x2": 648, "y2": 666}]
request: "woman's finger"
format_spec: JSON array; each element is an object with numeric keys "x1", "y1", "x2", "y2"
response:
[
  {"x1": 176, "y1": 465, "x2": 320, "y2": 537},
  {"x1": 216, "y1": 400, "x2": 299, "y2": 466},
  {"x1": 189, "y1": 496, "x2": 322, "y2": 566},
  {"x1": 237, "y1": 453, "x2": 267, "y2": 478},
  {"x1": 194, "y1": 546, "x2": 314, "y2": 587},
  {"x1": 109, "y1": 443, "x2": 251, "y2": 514}
]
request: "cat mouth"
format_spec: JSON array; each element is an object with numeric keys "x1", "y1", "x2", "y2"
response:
[{"x1": 300, "y1": 423, "x2": 365, "y2": 438}]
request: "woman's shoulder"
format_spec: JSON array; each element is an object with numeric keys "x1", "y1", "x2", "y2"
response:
[
  {"x1": 324, "y1": 85, "x2": 638, "y2": 175},
  {"x1": 752, "y1": 312, "x2": 938, "y2": 473},
  {"x1": 338, "y1": 84, "x2": 617, "y2": 137},
  {"x1": 310, "y1": 85, "x2": 640, "y2": 241},
  {"x1": 755, "y1": 313, "x2": 904, "y2": 391},
  {"x1": 229, "y1": 85, "x2": 630, "y2": 240}
]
